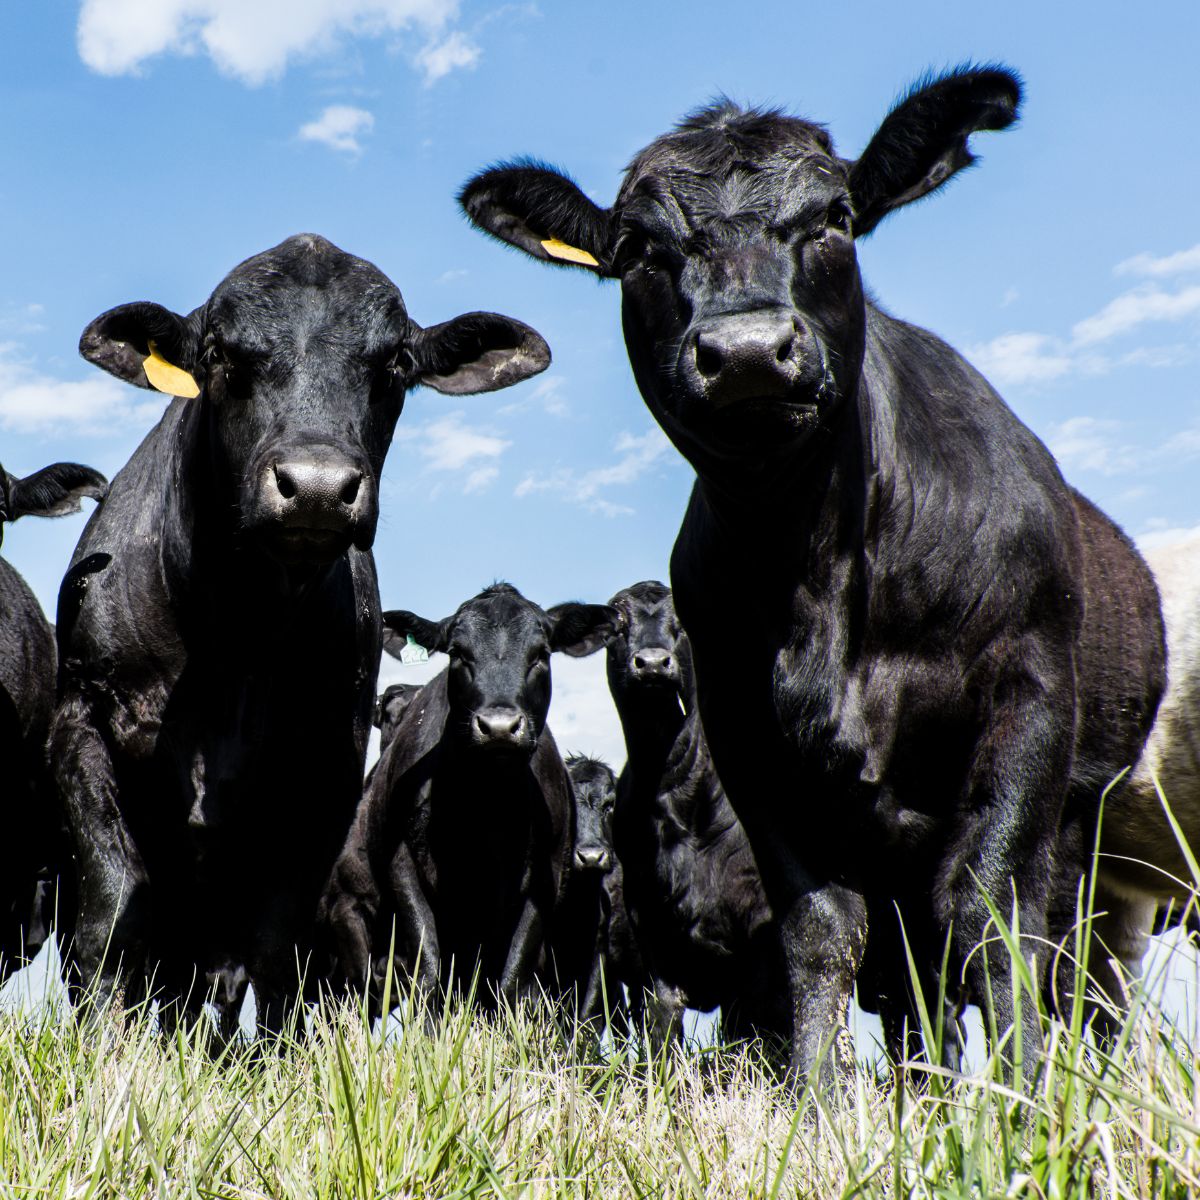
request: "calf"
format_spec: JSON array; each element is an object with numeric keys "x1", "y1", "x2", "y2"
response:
[
  {"x1": 550, "y1": 753, "x2": 622, "y2": 1027},
  {"x1": 0, "y1": 462, "x2": 106, "y2": 977},
  {"x1": 53, "y1": 235, "x2": 549, "y2": 1031},
  {"x1": 593, "y1": 582, "x2": 787, "y2": 1049},
  {"x1": 460, "y1": 67, "x2": 1165, "y2": 1080},
  {"x1": 321, "y1": 585, "x2": 619, "y2": 1016}
]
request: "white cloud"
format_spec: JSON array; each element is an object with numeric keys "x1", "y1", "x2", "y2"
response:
[
  {"x1": 1070, "y1": 285, "x2": 1200, "y2": 346},
  {"x1": 414, "y1": 29, "x2": 479, "y2": 84},
  {"x1": 498, "y1": 374, "x2": 569, "y2": 417},
  {"x1": 435, "y1": 267, "x2": 468, "y2": 285},
  {"x1": 1047, "y1": 417, "x2": 1144, "y2": 477},
  {"x1": 1116, "y1": 243, "x2": 1200, "y2": 279},
  {"x1": 1137, "y1": 521, "x2": 1200, "y2": 552},
  {"x1": 0, "y1": 344, "x2": 165, "y2": 436},
  {"x1": 77, "y1": 0, "x2": 475, "y2": 86},
  {"x1": 298, "y1": 104, "x2": 374, "y2": 154},
  {"x1": 967, "y1": 245, "x2": 1200, "y2": 390},
  {"x1": 393, "y1": 410, "x2": 509, "y2": 491},
  {"x1": 515, "y1": 427, "x2": 673, "y2": 516}
]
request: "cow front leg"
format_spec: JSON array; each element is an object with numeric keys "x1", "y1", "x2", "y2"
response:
[
  {"x1": 499, "y1": 897, "x2": 545, "y2": 1007},
  {"x1": 51, "y1": 695, "x2": 150, "y2": 1012},
  {"x1": 386, "y1": 843, "x2": 441, "y2": 1027}
]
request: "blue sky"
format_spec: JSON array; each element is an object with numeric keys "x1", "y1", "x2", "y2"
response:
[{"x1": 1, "y1": 0, "x2": 1198, "y2": 765}]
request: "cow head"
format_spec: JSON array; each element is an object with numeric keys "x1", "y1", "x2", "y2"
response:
[
  {"x1": 79, "y1": 235, "x2": 549, "y2": 566},
  {"x1": 460, "y1": 67, "x2": 1019, "y2": 478},
  {"x1": 373, "y1": 682, "x2": 424, "y2": 750},
  {"x1": 0, "y1": 461, "x2": 107, "y2": 549},
  {"x1": 565, "y1": 753, "x2": 617, "y2": 872},
  {"x1": 382, "y1": 583, "x2": 619, "y2": 758},
  {"x1": 603, "y1": 580, "x2": 686, "y2": 703}
]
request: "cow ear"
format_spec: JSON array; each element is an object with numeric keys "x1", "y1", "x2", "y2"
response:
[
  {"x1": 79, "y1": 301, "x2": 200, "y2": 395},
  {"x1": 848, "y1": 65, "x2": 1021, "y2": 237},
  {"x1": 459, "y1": 161, "x2": 614, "y2": 276},
  {"x1": 6, "y1": 462, "x2": 107, "y2": 521},
  {"x1": 381, "y1": 609, "x2": 450, "y2": 658},
  {"x1": 547, "y1": 603, "x2": 623, "y2": 658},
  {"x1": 411, "y1": 311, "x2": 551, "y2": 395}
]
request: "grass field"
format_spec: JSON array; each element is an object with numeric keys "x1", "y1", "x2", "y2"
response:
[{"x1": 1, "y1": 923, "x2": 1198, "y2": 1200}]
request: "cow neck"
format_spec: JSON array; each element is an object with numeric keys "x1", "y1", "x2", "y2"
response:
[
  {"x1": 613, "y1": 682, "x2": 686, "y2": 802},
  {"x1": 163, "y1": 393, "x2": 339, "y2": 642}
]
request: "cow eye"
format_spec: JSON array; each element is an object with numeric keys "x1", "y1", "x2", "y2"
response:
[{"x1": 825, "y1": 202, "x2": 853, "y2": 235}]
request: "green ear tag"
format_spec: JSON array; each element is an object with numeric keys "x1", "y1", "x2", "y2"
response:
[{"x1": 399, "y1": 635, "x2": 429, "y2": 665}]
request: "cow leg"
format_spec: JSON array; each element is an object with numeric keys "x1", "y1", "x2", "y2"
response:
[
  {"x1": 1077, "y1": 884, "x2": 1154, "y2": 1045},
  {"x1": 386, "y1": 843, "x2": 441, "y2": 1026},
  {"x1": 51, "y1": 696, "x2": 150, "y2": 1012},
  {"x1": 499, "y1": 898, "x2": 545, "y2": 1006},
  {"x1": 935, "y1": 680, "x2": 1074, "y2": 1080}
]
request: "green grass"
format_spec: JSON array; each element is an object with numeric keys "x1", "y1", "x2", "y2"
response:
[{"x1": 0, "y1": 946, "x2": 1197, "y2": 1199}]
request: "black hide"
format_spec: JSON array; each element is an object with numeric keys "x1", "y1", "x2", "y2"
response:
[
  {"x1": 459, "y1": 68, "x2": 1166, "y2": 1082},
  {"x1": 0, "y1": 462, "x2": 106, "y2": 979},
  {"x1": 321, "y1": 584, "x2": 620, "y2": 1017},
  {"x1": 54, "y1": 235, "x2": 549, "y2": 1033}
]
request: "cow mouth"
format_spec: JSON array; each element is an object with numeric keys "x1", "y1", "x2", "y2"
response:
[
  {"x1": 267, "y1": 526, "x2": 352, "y2": 565},
  {"x1": 702, "y1": 395, "x2": 822, "y2": 446}
]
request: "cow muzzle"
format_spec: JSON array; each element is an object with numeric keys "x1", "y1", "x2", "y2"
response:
[
  {"x1": 574, "y1": 844, "x2": 613, "y2": 872},
  {"x1": 251, "y1": 443, "x2": 376, "y2": 564},
  {"x1": 679, "y1": 309, "x2": 828, "y2": 429},
  {"x1": 629, "y1": 646, "x2": 679, "y2": 686},
  {"x1": 470, "y1": 706, "x2": 533, "y2": 754}
]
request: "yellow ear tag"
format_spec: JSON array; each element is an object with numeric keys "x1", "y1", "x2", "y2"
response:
[
  {"x1": 143, "y1": 341, "x2": 200, "y2": 398},
  {"x1": 540, "y1": 238, "x2": 600, "y2": 267}
]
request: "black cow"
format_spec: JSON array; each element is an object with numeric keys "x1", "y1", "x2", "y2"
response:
[
  {"x1": 321, "y1": 584, "x2": 619, "y2": 1018},
  {"x1": 0, "y1": 462, "x2": 106, "y2": 978},
  {"x1": 53, "y1": 234, "x2": 549, "y2": 1033},
  {"x1": 550, "y1": 752, "x2": 622, "y2": 1028},
  {"x1": 459, "y1": 68, "x2": 1166, "y2": 1081},
  {"x1": 591, "y1": 582, "x2": 787, "y2": 1050},
  {"x1": 373, "y1": 682, "x2": 425, "y2": 754}
]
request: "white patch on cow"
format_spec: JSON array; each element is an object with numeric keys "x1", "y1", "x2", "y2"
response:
[{"x1": 298, "y1": 104, "x2": 374, "y2": 155}]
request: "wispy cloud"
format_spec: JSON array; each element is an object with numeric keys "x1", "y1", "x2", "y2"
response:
[
  {"x1": 0, "y1": 343, "x2": 165, "y2": 436},
  {"x1": 498, "y1": 375, "x2": 569, "y2": 417},
  {"x1": 298, "y1": 104, "x2": 374, "y2": 154},
  {"x1": 515, "y1": 428, "x2": 672, "y2": 517},
  {"x1": 1116, "y1": 243, "x2": 1200, "y2": 279},
  {"x1": 966, "y1": 242, "x2": 1200, "y2": 389},
  {"x1": 392, "y1": 410, "x2": 509, "y2": 492},
  {"x1": 414, "y1": 29, "x2": 479, "y2": 84},
  {"x1": 77, "y1": 0, "x2": 478, "y2": 86}
]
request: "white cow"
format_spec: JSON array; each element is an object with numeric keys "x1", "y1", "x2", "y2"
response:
[{"x1": 1094, "y1": 530, "x2": 1200, "y2": 1003}]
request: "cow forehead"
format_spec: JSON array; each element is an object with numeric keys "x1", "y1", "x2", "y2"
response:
[
  {"x1": 205, "y1": 235, "x2": 407, "y2": 348},
  {"x1": 618, "y1": 109, "x2": 844, "y2": 222},
  {"x1": 453, "y1": 592, "x2": 548, "y2": 646}
]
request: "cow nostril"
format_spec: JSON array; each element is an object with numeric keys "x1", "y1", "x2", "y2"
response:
[
  {"x1": 274, "y1": 465, "x2": 297, "y2": 500},
  {"x1": 339, "y1": 473, "x2": 362, "y2": 506},
  {"x1": 695, "y1": 344, "x2": 723, "y2": 379},
  {"x1": 776, "y1": 336, "x2": 795, "y2": 363}
]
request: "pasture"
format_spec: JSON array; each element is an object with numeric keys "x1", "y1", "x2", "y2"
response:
[{"x1": 1, "y1": 909, "x2": 1198, "y2": 1197}]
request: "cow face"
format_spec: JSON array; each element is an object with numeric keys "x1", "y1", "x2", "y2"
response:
[
  {"x1": 460, "y1": 68, "x2": 1019, "y2": 476},
  {"x1": 383, "y1": 584, "x2": 619, "y2": 758},
  {"x1": 603, "y1": 581, "x2": 684, "y2": 703},
  {"x1": 79, "y1": 235, "x2": 549, "y2": 566},
  {"x1": 0, "y1": 462, "x2": 107, "y2": 549},
  {"x1": 373, "y1": 682, "x2": 423, "y2": 750},
  {"x1": 566, "y1": 754, "x2": 617, "y2": 872}
]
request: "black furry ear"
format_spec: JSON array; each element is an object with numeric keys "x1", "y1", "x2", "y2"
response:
[
  {"x1": 5, "y1": 462, "x2": 107, "y2": 521},
  {"x1": 547, "y1": 603, "x2": 623, "y2": 657},
  {"x1": 382, "y1": 610, "x2": 450, "y2": 658},
  {"x1": 849, "y1": 65, "x2": 1022, "y2": 237},
  {"x1": 412, "y1": 311, "x2": 551, "y2": 395},
  {"x1": 79, "y1": 301, "x2": 199, "y2": 392},
  {"x1": 459, "y1": 161, "x2": 614, "y2": 275}
]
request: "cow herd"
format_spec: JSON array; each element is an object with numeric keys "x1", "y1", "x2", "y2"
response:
[{"x1": 1, "y1": 63, "x2": 1199, "y2": 1088}]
